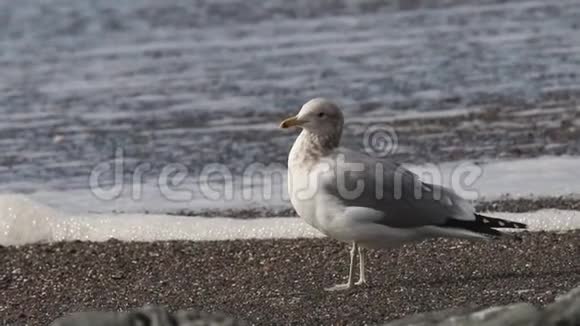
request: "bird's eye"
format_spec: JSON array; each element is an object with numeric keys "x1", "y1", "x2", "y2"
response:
[{"x1": 318, "y1": 112, "x2": 325, "y2": 118}]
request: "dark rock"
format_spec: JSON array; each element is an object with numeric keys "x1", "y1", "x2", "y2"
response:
[
  {"x1": 537, "y1": 286, "x2": 580, "y2": 326},
  {"x1": 381, "y1": 286, "x2": 580, "y2": 326},
  {"x1": 50, "y1": 305, "x2": 248, "y2": 326}
]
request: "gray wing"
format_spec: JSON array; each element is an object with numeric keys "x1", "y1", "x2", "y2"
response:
[{"x1": 320, "y1": 148, "x2": 475, "y2": 228}]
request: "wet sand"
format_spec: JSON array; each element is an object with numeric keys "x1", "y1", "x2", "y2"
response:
[{"x1": 1, "y1": 230, "x2": 578, "y2": 325}]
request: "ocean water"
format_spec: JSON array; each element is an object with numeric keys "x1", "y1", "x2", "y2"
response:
[
  {"x1": 2, "y1": 0, "x2": 580, "y2": 245},
  {"x1": 2, "y1": 0, "x2": 580, "y2": 200}
]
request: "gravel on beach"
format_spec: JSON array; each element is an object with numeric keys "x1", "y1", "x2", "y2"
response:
[{"x1": 1, "y1": 230, "x2": 578, "y2": 325}]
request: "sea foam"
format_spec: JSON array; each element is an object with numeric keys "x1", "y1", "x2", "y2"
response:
[{"x1": 1, "y1": 194, "x2": 579, "y2": 246}]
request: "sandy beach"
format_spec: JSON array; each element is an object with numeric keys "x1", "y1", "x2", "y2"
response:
[{"x1": 1, "y1": 230, "x2": 578, "y2": 325}]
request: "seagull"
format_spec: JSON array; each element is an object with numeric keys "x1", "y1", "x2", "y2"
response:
[{"x1": 280, "y1": 98, "x2": 527, "y2": 291}]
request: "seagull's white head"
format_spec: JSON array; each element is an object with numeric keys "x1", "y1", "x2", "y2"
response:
[{"x1": 280, "y1": 98, "x2": 344, "y2": 138}]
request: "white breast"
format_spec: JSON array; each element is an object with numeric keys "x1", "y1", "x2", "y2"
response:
[
  {"x1": 287, "y1": 161, "x2": 318, "y2": 228},
  {"x1": 287, "y1": 130, "x2": 357, "y2": 238},
  {"x1": 287, "y1": 132, "x2": 327, "y2": 231}
]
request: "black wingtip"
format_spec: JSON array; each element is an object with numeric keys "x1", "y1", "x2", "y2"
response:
[
  {"x1": 441, "y1": 218, "x2": 504, "y2": 238},
  {"x1": 475, "y1": 213, "x2": 528, "y2": 229},
  {"x1": 440, "y1": 213, "x2": 528, "y2": 239}
]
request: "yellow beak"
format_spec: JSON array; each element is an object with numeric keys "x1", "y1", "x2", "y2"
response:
[{"x1": 279, "y1": 116, "x2": 302, "y2": 129}]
